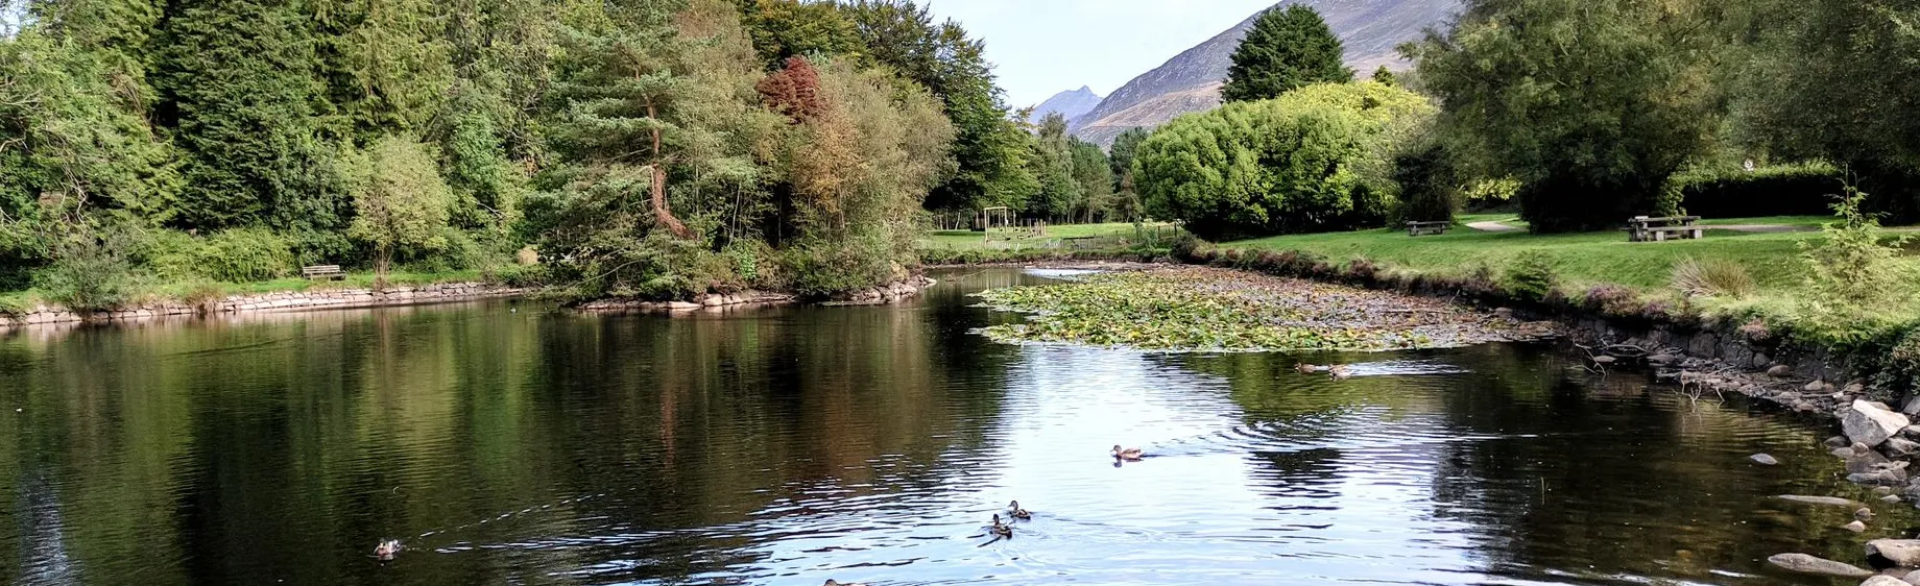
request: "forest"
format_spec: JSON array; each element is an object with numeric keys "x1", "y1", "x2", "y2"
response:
[{"x1": 0, "y1": 0, "x2": 1133, "y2": 308}]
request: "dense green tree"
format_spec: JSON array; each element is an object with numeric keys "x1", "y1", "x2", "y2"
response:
[
  {"x1": 1107, "y1": 127, "x2": 1149, "y2": 221},
  {"x1": 843, "y1": 0, "x2": 1025, "y2": 212},
  {"x1": 1732, "y1": 0, "x2": 1920, "y2": 219},
  {"x1": 1405, "y1": 0, "x2": 1721, "y2": 232},
  {"x1": 735, "y1": 0, "x2": 862, "y2": 67},
  {"x1": 1371, "y1": 65, "x2": 1396, "y2": 86},
  {"x1": 312, "y1": 0, "x2": 455, "y2": 136},
  {"x1": 1069, "y1": 138, "x2": 1115, "y2": 223},
  {"x1": 1221, "y1": 5, "x2": 1352, "y2": 103},
  {"x1": 1135, "y1": 82, "x2": 1433, "y2": 240},
  {"x1": 1025, "y1": 112, "x2": 1080, "y2": 220},
  {"x1": 347, "y1": 136, "x2": 453, "y2": 277},
  {"x1": 154, "y1": 0, "x2": 350, "y2": 240}
]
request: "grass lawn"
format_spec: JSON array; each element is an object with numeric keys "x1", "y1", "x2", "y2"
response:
[{"x1": 1227, "y1": 216, "x2": 1851, "y2": 294}]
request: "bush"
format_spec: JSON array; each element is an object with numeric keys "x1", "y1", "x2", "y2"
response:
[
  {"x1": 1670, "y1": 257, "x2": 1756, "y2": 299},
  {"x1": 36, "y1": 234, "x2": 146, "y2": 312},
  {"x1": 1801, "y1": 185, "x2": 1912, "y2": 310},
  {"x1": 783, "y1": 232, "x2": 903, "y2": 297},
  {"x1": 1503, "y1": 250, "x2": 1557, "y2": 302},
  {"x1": 143, "y1": 228, "x2": 296, "y2": 283},
  {"x1": 1662, "y1": 161, "x2": 1842, "y2": 218},
  {"x1": 1389, "y1": 141, "x2": 1459, "y2": 223},
  {"x1": 1135, "y1": 81, "x2": 1435, "y2": 240}
]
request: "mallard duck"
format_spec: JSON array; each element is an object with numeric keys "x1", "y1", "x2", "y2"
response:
[
  {"x1": 823, "y1": 581, "x2": 868, "y2": 586},
  {"x1": 1328, "y1": 365, "x2": 1352, "y2": 381},
  {"x1": 989, "y1": 514, "x2": 1014, "y2": 538},
  {"x1": 374, "y1": 539, "x2": 403, "y2": 561},
  {"x1": 1295, "y1": 363, "x2": 1320, "y2": 374},
  {"x1": 1111, "y1": 445, "x2": 1144, "y2": 461},
  {"x1": 1007, "y1": 500, "x2": 1031, "y2": 520}
]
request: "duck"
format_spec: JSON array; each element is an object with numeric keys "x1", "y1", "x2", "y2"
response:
[
  {"x1": 374, "y1": 539, "x2": 403, "y2": 561},
  {"x1": 1295, "y1": 363, "x2": 1320, "y2": 374},
  {"x1": 989, "y1": 514, "x2": 1014, "y2": 538},
  {"x1": 1111, "y1": 445, "x2": 1144, "y2": 461},
  {"x1": 1328, "y1": 365, "x2": 1353, "y2": 381},
  {"x1": 1007, "y1": 500, "x2": 1032, "y2": 520},
  {"x1": 823, "y1": 581, "x2": 868, "y2": 586}
]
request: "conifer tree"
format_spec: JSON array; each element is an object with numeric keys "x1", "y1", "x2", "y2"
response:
[{"x1": 1222, "y1": 5, "x2": 1352, "y2": 103}]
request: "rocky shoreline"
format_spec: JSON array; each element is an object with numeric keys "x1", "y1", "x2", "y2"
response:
[{"x1": 0, "y1": 282, "x2": 527, "y2": 329}]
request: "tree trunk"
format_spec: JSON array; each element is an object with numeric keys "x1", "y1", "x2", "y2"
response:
[{"x1": 647, "y1": 99, "x2": 693, "y2": 240}]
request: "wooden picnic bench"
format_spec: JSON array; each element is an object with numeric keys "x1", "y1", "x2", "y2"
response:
[
  {"x1": 1626, "y1": 216, "x2": 1703, "y2": 242},
  {"x1": 302, "y1": 265, "x2": 346, "y2": 280},
  {"x1": 1406, "y1": 221, "x2": 1451, "y2": 237},
  {"x1": 1059, "y1": 236, "x2": 1106, "y2": 250}
]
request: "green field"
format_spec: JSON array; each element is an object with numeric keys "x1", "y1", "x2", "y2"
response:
[
  {"x1": 1227, "y1": 217, "x2": 1839, "y2": 293},
  {"x1": 918, "y1": 222, "x2": 1178, "y2": 251}
]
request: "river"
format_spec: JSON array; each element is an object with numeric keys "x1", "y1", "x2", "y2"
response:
[{"x1": 0, "y1": 269, "x2": 1891, "y2": 585}]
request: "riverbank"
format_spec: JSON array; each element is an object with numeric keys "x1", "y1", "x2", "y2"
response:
[{"x1": 0, "y1": 281, "x2": 527, "y2": 328}]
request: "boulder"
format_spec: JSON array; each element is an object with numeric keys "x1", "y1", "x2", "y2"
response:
[
  {"x1": 1890, "y1": 438, "x2": 1920, "y2": 458},
  {"x1": 1880, "y1": 487, "x2": 1898, "y2": 496},
  {"x1": 1885, "y1": 494, "x2": 1904, "y2": 504},
  {"x1": 1834, "y1": 435, "x2": 1860, "y2": 449},
  {"x1": 1870, "y1": 540, "x2": 1920, "y2": 568},
  {"x1": 1906, "y1": 570, "x2": 1920, "y2": 585},
  {"x1": 1848, "y1": 401, "x2": 1913, "y2": 447},
  {"x1": 1904, "y1": 396, "x2": 1920, "y2": 417},
  {"x1": 1847, "y1": 520, "x2": 1869, "y2": 533},
  {"x1": 1860, "y1": 507, "x2": 1878, "y2": 520},
  {"x1": 1849, "y1": 449, "x2": 1894, "y2": 474},
  {"x1": 1751, "y1": 453, "x2": 1780, "y2": 466},
  {"x1": 1852, "y1": 470, "x2": 1908, "y2": 487},
  {"x1": 1809, "y1": 380, "x2": 1833, "y2": 393},
  {"x1": 1767, "y1": 553, "x2": 1873, "y2": 578},
  {"x1": 1863, "y1": 576, "x2": 1910, "y2": 586},
  {"x1": 1768, "y1": 364, "x2": 1794, "y2": 378}
]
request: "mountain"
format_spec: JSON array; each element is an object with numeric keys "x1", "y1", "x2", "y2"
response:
[
  {"x1": 1070, "y1": 0, "x2": 1461, "y2": 146},
  {"x1": 1027, "y1": 86, "x2": 1103, "y2": 125}
]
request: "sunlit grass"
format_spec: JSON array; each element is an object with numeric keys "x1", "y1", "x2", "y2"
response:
[{"x1": 918, "y1": 222, "x2": 1176, "y2": 251}]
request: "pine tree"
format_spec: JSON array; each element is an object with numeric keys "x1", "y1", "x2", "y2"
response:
[
  {"x1": 1221, "y1": 5, "x2": 1352, "y2": 103},
  {"x1": 1372, "y1": 65, "x2": 1396, "y2": 86}
]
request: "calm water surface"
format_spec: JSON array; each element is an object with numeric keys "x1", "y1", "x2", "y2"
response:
[{"x1": 0, "y1": 269, "x2": 1896, "y2": 585}]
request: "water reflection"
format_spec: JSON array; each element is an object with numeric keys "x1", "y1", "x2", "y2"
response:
[{"x1": 0, "y1": 269, "x2": 1889, "y2": 585}]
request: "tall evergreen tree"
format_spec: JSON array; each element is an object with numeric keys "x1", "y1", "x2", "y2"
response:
[
  {"x1": 1068, "y1": 138, "x2": 1114, "y2": 223},
  {"x1": 154, "y1": 0, "x2": 349, "y2": 236},
  {"x1": 1221, "y1": 5, "x2": 1352, "y2": 103}
]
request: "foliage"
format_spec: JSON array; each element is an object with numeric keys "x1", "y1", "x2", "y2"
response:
[
  {"x1": 734, "y1": 0, "x2": 862, "y2": 67},
  {"x1": 346, "y1": 137, "x2": 455, "y2": 276},
  {"x1": 1023, "y1": 112, "x2": 1080, "y2": 219},
  {"x1": 1371, "y1": 66, "x2": 1396, "y2": 86},
  {"x1": 1406, "y1": 0, "x2": 1722, "y2": 232},
  {"x1": 1134, "y1": 81, "x2": 1435, "y2": 240},
  {"x1": 1068, "y1": 138, "x2": 1115, "y2": 223},
  {"x1": 1670, "y1": 256, "x2": 1755, "y2": 299},
  {"x1": 974, "y1": 268, "x2": 1521, "y2": 351},
  {"x1": 1389, "y1": 140, "x2": 1458, "y2": 223},
  {"x1": 144, "y1": 227, "x2": 295, "y2": 283},
  {"x1": 1799, "y1": 186, "x2": 1914, "y2": 316},
  {"x1": 35, "y1": 227, "x2": 145, "y2": 312},
  {"x1": 1663, "y1": 161, "x2": 1842, "y2": 218},
  {"x1": 1221, "y1": 5, "x2": 1352, "y2": 103},
  {"x1": 1502, "y1": 250, "x2": 1556, "y2": 302},
  {"x1": 1731, "y1": 0, "x2": 1920, "y2": 220}
]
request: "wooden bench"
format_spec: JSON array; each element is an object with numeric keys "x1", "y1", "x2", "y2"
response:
[
  {"x1": 1406, "y1": 221, "x2": 1451, "y2": 236},
  {"x1": 1627, "y1": 216, "x2": 1703, "y2": 242},
  {"x1": 302, "y1": 265, "x2": 346, "y2": 280},
  {"x1": 1060, "y1": 236, "x2": 1107, "y2": 250}
]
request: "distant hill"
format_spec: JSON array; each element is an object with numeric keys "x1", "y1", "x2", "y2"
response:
[
  {"x1": 1070, "y1": 0, "x2": 1461, "y2": 146},
  {"x1": 1027, "y1": 86, "x2": 1103, "y2": 125}
]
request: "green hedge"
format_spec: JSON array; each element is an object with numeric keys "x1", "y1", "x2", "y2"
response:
[{"x1": 1663, "y1": 162, "x2": 1842, "y2": 218}]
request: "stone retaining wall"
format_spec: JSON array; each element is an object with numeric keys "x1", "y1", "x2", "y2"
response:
[{"x1": 0, "y1": 282, "x2": 525, "y2": 328}]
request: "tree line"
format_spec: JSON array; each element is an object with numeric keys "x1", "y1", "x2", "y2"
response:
[
  {"x1": 1130, "y1": 0, "x2": 1920, "y2": 238},
  {"x1": 0, "y1": 0, "x2": 1097, "y2": 306}
]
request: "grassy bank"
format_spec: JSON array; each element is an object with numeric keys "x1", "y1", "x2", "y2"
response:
[
  {"x1": 917, "y1": 222, "x2": 1179, "y2": 251},
  {"x1": 0, "y1": 270, "x2": 494, "y2": 315}
]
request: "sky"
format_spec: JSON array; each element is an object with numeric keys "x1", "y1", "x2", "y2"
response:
[{"x1": 923, "y1": 0, "x2": 1280, "y2": 109}]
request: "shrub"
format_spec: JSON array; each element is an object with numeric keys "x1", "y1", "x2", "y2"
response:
[
  {"x1": 1135, "y1": 81, "x2": 1435, "y2": 240},
  {"x1": 782, "y1": 231, "x2": 903, "y2": 297},
  {"x1": 1662, "y1": 161, "x2": 1842, "y2": 218},
  {"x1": 1503, "y1": 250, "x2": 1557, "y2": 302},
  {"x1": 197, "y1": 229, "x2": 296, "y2": 282},
  {"x1": 36, "y1": 234, "x2": 146, "y2": 312},
  {"x1": 1582, "y1": 284, "x2": 1642, "y2": 317},
  {"x1": 1670, "y1": 257, "x2": 1756, "y2": 298},
  {"x1": 1801, "y1": 185, "x2": 1912, "y2": 310}
]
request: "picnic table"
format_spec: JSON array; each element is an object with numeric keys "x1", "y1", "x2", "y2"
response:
[
  {"x1": 1406, "y1": 221, "x2": 1450, "y2": 237},
  {"x1": 1627, "y1": 216, "x2": 1703, "y2": 242}
]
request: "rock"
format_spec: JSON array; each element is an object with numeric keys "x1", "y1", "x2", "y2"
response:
[
  {"x1": 1885, "y1": 494, "x2": 1904, "y2": 504},
  {"x1": 1847, "y1": 520, "x2": 1869, "y2": 533},
  {"x1": 1751, "y1": 453, "x2": 1780, "y2": 466},
  {"x1": 1767, "y1": 553, "x2": 1873, "y2": 578},
  {"x1": 1809, "y1": 380, "x2": 1833, "y2": 393},
  {"x1": 1871, "y1": 540, "x2": 1920, "y2": 568},
  {"x1": 1848, "y1": 401, "x2": 1913, "y2": 447},
  {"x1": 1846, "y1": 383, "x2": 1868, "y2": 395},
  {"x1": 1907, "y1": 425, "x2": 1920, "y2": 439},
  {"x1": 1591, "y1": 355, "x2": 1616, "y2": 365},
  {"x1": 1768, "y1": 365, "x2": 1794, "y2": 378},
  {"x1": 1649, "y1": 353, "x2": 1681, "y2": 366},
  {"x1": 1841, "y1": 447, "x2": 1866, "y2": 459},
  {"x1": 1905, "y1": 570, "x2": 1920, "y2": 585},
  {"x1": 1853, "y1": 470, "x2": 1908, "y2": 487},
  {"x1": 1833, "y1": 436, "x2": 1860, "y2": 449},
  {"x1": 1850, "y1": 448, "x2": 1894, "y2": 473},
  {"x1": 1904, "y1": 396, "x2": 1920, "y2": 417},
  {"x1": 1880, "y1": 486, "x2": 1898, "y2": 496},
  {"x1": 1776, "y1": 495, "x2": 1860, "y2": 507},
  {"x1": 1863, "y1": 576, "x2": 1910, "y2": 586},
  {"x1": 1860, "y1": 507, "x2": 1878, "y2": 520},
  {"x1": 1890, "y1": 438, "x2": 1920, "y2": 458}
]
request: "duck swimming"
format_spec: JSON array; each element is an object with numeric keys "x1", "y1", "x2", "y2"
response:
[
  {"x1": 374, "y1": 539, "x2": 403, "y2": 561},
  {"x1": 1295, "y1": 363, "x2": 1320, "y2": 374},
  {"x1": 1111, "y1": 445, "x2": 1144, "y2": 461},
  {"x1": 1007, "y1": 500, "x2": 1032, "y2": 520},
  {"x1": 823, "y1": 581, "x2": 868, "y2": 586},
  {"x1": 989, "y1": 514, "x2": 1014, "y2": 538},
  {"x1": 1328, "y1": 365, "x2": 1352, "y2": 381}
]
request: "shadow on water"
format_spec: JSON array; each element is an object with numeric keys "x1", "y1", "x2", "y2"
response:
[{"x1": 0, "y1": 268, "x2": 1891, "y2": 585}]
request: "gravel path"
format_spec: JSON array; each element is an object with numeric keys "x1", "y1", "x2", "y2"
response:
[{"x1": 1466, "y1": 221, "x2": 1521, "y2": 232}]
